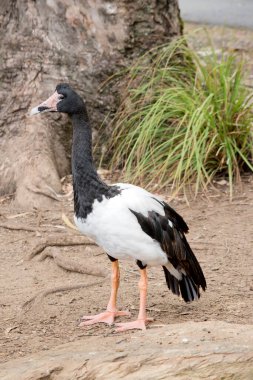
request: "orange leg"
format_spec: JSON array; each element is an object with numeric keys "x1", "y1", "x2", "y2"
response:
[
  {"x1": 79, "y1": 260, "x2": 130, "y2": 327},
  {"x1": 115, "y1": 268, "x2": 152, "y2": 332}
]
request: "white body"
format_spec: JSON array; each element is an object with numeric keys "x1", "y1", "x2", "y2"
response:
[{"x1": 74, "y1": 183, "x2": 181, "y2": 279}]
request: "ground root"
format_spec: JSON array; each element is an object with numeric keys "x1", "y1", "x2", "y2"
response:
[
  {"x1": 26, "y1": 235, "x2": 105, "y2": 277},
  {"x1": 26, "y1": 235, "x2": 97, "y2": 260},
  {"x1": 22, "y1": 278, "x2": 108, "y2": 312},
  {"x1": 40, "y1": 248, "x2": 105, "y2": 277},
  {"x1": 22, "y1": 235, "x2": 108, "y2": 312},
  {"x1": 0, "y1": 222, "x2": 39, "y2": 232}
]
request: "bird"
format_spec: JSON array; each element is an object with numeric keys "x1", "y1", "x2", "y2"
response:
[{"x1": 30, "y1": 83, "x2": 206, "y2": 332}]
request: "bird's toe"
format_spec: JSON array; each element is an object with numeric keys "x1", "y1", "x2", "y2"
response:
[
  {"x1": 79, "y1": 309, "x2": 131, "y2": 327},
  {"x1": 115, "y1": 318, "x2": 152, "y2": 332}
]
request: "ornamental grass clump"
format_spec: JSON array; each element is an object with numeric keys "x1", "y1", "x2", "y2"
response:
[{"x1": 106, "y1": 37, "x2": 253, "y2": 196}]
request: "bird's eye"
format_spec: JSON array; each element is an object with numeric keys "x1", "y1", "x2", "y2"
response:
[{"x1": 59, "y1": 94, "x2": 65, "y2": 100}]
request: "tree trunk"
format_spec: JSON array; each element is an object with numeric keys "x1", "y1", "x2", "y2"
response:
[{"x1": 0, "y1": 0, "x2": 182, "y2": 208}]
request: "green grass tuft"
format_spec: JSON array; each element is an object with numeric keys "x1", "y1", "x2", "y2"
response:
[{"x1": 104, "y1": 37, "x2": 253, "y2": 197}]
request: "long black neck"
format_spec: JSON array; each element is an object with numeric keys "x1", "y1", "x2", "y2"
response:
[{"x1": 71, "y1": 110, "x2": 119, "y2": 219}]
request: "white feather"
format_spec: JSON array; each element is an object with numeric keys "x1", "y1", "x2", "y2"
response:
[{"x1": 74, "y1": 183, "x2": 180, "y2": 276}]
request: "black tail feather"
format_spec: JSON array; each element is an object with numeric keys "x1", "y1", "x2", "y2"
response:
[
  {"x1": 163, "y1": 267, "x2": 200, "y2": 303},
  {"x1": 180, "y1": 233, "x2": 207, "y2": 291},
  {"x1": 163, "y1": 266, "x2": 180, "y2": 296}
]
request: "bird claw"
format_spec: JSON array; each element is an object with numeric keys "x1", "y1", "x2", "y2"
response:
[{"x1": 79, "y1": 310, "x2": 131, "y2": 327}]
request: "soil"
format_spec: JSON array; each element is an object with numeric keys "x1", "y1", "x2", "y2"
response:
[
  {"x1": 1, "y1": 174, "x2": 253, "y2": 364},
  {"x1": 1, "y1": 22, "x2": 253, "y2": 371}
]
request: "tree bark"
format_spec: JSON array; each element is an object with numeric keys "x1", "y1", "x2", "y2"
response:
[{"x1": 0, "y1": 0, "x2": 182, "y2": 208}]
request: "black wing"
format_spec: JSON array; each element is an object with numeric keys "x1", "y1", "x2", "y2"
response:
[{"x1": 130, "y1": 199, "x2": 206, "y2": 292}]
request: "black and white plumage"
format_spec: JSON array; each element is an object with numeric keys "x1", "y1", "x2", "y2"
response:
[
  {"x1": 75, "y1": 183, "x2": 205, "y2": 301},
  {"x1": 31, "y1": 84, "x2": 206, "y2": 331}
]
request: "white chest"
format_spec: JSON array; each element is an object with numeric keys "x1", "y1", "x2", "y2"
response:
[{"x1": 73, "y1": 194, "x2": 168, "y2": 266}]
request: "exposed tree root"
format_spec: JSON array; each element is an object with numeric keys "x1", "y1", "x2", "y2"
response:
[
  {"x1": 22, "y1": 278, "x2": 108, "y2": 312},
  {"x1": 40, "y1": 248, "x2": 105, "y2": 277},
  {"x1": 23, "y1": 234, "x2": 108, "y2": 313},
  {"x1": 0, "y1": 222, "x2": 69, "y2": 233},
  {"x1": 26, "y1": 235, "x2": 97, "y2": 260},
  {"x1": 28, "y1": 184, "x2": 62, "y2": 202},
  {"x1": 0, "y1": 222, "x2": 39, "y2": 232}
]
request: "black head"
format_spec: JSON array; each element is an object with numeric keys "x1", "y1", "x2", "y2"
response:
[
  {"x1": 55, "y1": 83, "x2": 85, "y2": 115},
  {"x1": 30, "y1": 83, "x2": 85, "y2": 116}
]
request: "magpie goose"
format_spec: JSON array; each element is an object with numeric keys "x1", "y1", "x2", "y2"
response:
[{"x1": 30, "y1": 84, "x2": 206, "y2": 331}]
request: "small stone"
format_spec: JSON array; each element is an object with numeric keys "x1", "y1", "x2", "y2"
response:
[
  {"x1": 216, "y1": 179, "x2": 228, "y2": 186},
  {"x1": 103, "y1": 3, "x2": 117, "y2": 15}
]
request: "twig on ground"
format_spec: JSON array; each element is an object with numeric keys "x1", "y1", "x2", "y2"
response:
[
  {"x1": 6, "y1": 212, "x2": 34, "y2": 219},
  {"x1": 0, "y1": 222, "x2": 67, "y2": 233},
  {"x1": 0, "y1": 194, "x2": 15, "y2": 204},
  {"x1": 94, "y1": 251, "x2": 104, "y2": 257},
  {"x1": 225, "y1": 239, "x2": 230, "y2": 255},
  {"x1": 0, "y1": 223, "x2": 38, "y2": 232},
  {"x1": 62, "y1": 213, "x2": 77, "y2": 230},
  {"x1": 124, "y1": 268, "x2": 138, "y2": 274},
  {"x1": 130, "y1": 307, "x2": 168, "y2": 313}
]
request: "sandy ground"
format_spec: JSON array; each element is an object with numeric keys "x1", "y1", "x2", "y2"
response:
[
  {"x1": 1, "y1": 23, "x2": 253, "y2": 366},
  {"x1": 1, "y1": 175, "x2": 253, "y2": 363}
]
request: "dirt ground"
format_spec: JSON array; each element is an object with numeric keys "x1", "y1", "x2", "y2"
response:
[
  {"x1": 1, "y1": 23, "x2": 253, "y2": 365},
  {"x1": 1, "y1": 174, "x2": 253, "y2": 364}
]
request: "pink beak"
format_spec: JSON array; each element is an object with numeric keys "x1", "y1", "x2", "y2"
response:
[{"x1": 30, "y1": 91, "x2": 60, "y2": 115}]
